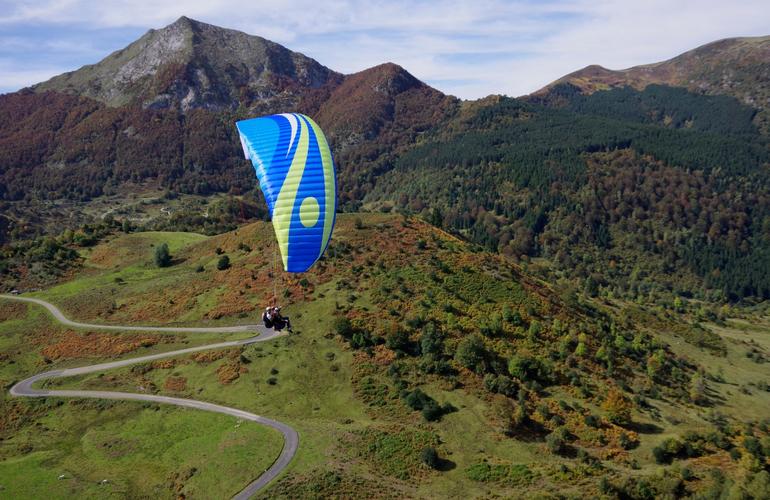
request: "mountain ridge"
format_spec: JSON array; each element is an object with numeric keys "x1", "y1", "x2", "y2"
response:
[
  {"x1": 534, "y1": 34, "x2": 770, "y2": 131},
  {"x1": 32, "y1": 16, "x2": 342, "y2": 111}
]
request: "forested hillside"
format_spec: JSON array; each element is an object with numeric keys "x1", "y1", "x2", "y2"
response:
[{"x1": 366, "y1": 86, "x2": 770, "y2": 301}]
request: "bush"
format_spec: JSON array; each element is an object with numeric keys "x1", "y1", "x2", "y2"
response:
[
  {"x1": 483, "y1": 374, "x2": 518, "y2": 397},
  {"x1": 421, "y1": 446, "x2": 439, "y2": 469},
  {"x1": 602, "y1": 388, "x2": 633, "y2": 425},
  {"x1": 546, "y1": 427, "x2": 569, "y2": 454},
  {"x1": 420, "y1": 322, "x2": 444, "y2": 356},
  {"x1": 455, "y1": 334, "x2": 488, "y2": 374},
  {"x1": 154, "y1": 243, "x2": 171, "y2": 267},
  {"x1": 507, "y1": 355, "x2": 552, "y2": 385},
  {"x1": 618, "y1": 431, "x2": 637, "y2": 450},
  {"x1": 333, "y1": 317, "x2": 354, "y2": 337},
  {"x1": 403, "y1": 388, "x2": 453, "y2": 422},
  {"x1": 385, "y1": 328, "x2": 412, "y2": 354},
  {"x1": 217, "y1": 255, "x2": 230, "y2": 270},
  {"x1": 480, "y1": 314, "x2": 504, "y2": 337},
  {"x1": 195, "y1": 264, "x2": 204, "y2": 272},
  {"x1": 652, "y1": 437, "x2": 687, "y2": 464}
]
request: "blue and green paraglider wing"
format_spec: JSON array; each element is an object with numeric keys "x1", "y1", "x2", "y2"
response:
[{"x1": 236, "y1": 113, "x2": 336, "y2": 273}]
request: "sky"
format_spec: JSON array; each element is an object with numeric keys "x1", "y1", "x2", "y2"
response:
[{"x1": 1, "y1": 0, "x2": 769, "y2": 99}]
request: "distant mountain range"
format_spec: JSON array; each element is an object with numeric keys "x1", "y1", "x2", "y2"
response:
[{"x1": 2, "y1": 17, "x2": 769, "y2": 301}]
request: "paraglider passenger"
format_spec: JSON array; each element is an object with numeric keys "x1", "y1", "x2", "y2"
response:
[
  {"x1": 272, "y1": 306, "x2": 292, "y2": 332},
  {"x1": 262, "y1": 307, "x2": 274, "y2": 328}
]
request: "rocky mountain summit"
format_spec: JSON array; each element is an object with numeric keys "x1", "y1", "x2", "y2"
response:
[{"x1": 32, "y1": 16, "x2": 341, "y2": 111}]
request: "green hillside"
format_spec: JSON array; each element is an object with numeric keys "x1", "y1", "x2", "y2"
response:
[{"x1": 1, "y1": 214, "x2": 768, "y2": 498}]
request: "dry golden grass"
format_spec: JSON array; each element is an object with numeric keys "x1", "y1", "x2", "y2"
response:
[{"x1": 38, "y1": 330, "x2": 171, "y2": 360}]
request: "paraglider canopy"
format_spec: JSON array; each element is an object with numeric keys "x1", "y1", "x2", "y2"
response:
[{"x1": 236, "y1": 113, "x2": 336, "y2": 273}]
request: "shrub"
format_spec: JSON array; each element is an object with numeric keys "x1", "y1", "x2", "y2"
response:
[
  {"x1": 455, "y1": 334, "x2": 488, "y2": 373},
  {"x1": 618, "y1": 431, "x2": 637, "y2": 450},
  {"x1": 217, "y1": 255, "x2": 230, "y2": 270},
  {"x1": 154, "y1": 243, "x2": 171, "y2": 267},
  {"x1": 333, "y1": 317, "x2": 354, "y2": 337},
  {"x1": 420, "y1": 322, "x2": 444, "y2": 356},
  {"x1": 584, "y1": 414, "x2": 600, "y2": 428},
  {"x1": 421, "y1": 447, "x2": 439, "y2": 469},
  {"x1": 385, "y1": 328, "x2": 412, "y2": 354},
  {"x1": 546, "y1": 427, "x2": 569, "y2": 454},
  {"x1": 195, "y1": 264, "x2": 204, "y2": 272},
  {"x1": 480, "y1": 315, "x2": 504, "y2": 337},
  {"x1": 602, "y1": 388, "x2": 633, "y2": 425},
  {"x1": 508, "y1": 355, "x2": 552, "y2": 385},
  {"x1": 350, "y1": 331, "x2": 373, "y2": 349},
  {"x1": 653, "y1": 437, "x2": 686, "y2": 464},
  {"x1": 403, "y1": 388, "x2": 453, "y2": 422},
  {"x1": 483, "y1": 374, "x2": 518, "y2": 397}
]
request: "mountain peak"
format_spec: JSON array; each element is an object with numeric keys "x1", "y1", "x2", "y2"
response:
[
  {"x1": 32, "y1": 17, "x2": 339, "y2": 111},
  {"x1": 172, "y1": 15, "x2": 193, "y2": 25}
]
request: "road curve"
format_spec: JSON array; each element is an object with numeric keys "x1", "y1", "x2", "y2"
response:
[
  {"x1": 1, "y1": 295, "x2": 259, "y2": 333},
  {"x1": 1, "y1": 294, "x2": 298, "y2": 498}
]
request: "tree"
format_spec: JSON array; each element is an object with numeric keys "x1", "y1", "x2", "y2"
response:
[
  {"x1": 385, "y1": 327, "x2": 411, "y2": 354},
  {"x1": 602, "y1": 388, "x2": 633, "y2": 425},
  {"x1": 689, "y1": 372, "x2": 707, "y2": 405},
  {"x1": 154, "y1": 243, "x2": 171, "y2": 267},
  {"x1": 217, "y1": 255, "x2": 230, "y2": 270},
  {"x1": 508, "y1": 355, "x2": 551, "y2": 384},
  {"x1": 455, "y1": 334, "x2": 488, "y2": 373},
  {"x1": 420, "y1": 322, "x2": 444, "y2": 356}
]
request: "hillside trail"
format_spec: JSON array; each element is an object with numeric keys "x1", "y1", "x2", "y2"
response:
[{"x1": 0, "y1": 294, "x2": 298, "y2": 499}]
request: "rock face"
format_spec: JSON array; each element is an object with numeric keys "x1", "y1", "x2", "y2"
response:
[{"x1": 32, "y1": 16, "x2": 341, "y2": 111}]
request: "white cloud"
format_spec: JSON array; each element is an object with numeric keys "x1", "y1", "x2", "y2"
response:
[{"x1": 0, "y1": 0, "x2": 769, "y2": 98}]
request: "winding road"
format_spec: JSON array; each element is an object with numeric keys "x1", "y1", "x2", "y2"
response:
[{"x1": 1, "y1": 294, "x2": 298, "y2": 499}]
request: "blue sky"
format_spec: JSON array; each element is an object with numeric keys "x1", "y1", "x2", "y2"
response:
[{"x1": 1, "y1": 0, "x2": 769, "y2": 98}]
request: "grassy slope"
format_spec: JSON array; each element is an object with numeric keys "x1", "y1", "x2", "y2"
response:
[
  {"x1": 1, "y1": 214, "x2": 769, "y2": 498},
  {"x1": 0, "y1": 230, "x2": 285, "y2": 499}
]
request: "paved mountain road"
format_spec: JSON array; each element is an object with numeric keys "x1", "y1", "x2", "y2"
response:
[{"x1": 1, "y1": 294, "x2": 298, "y2": 499}]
